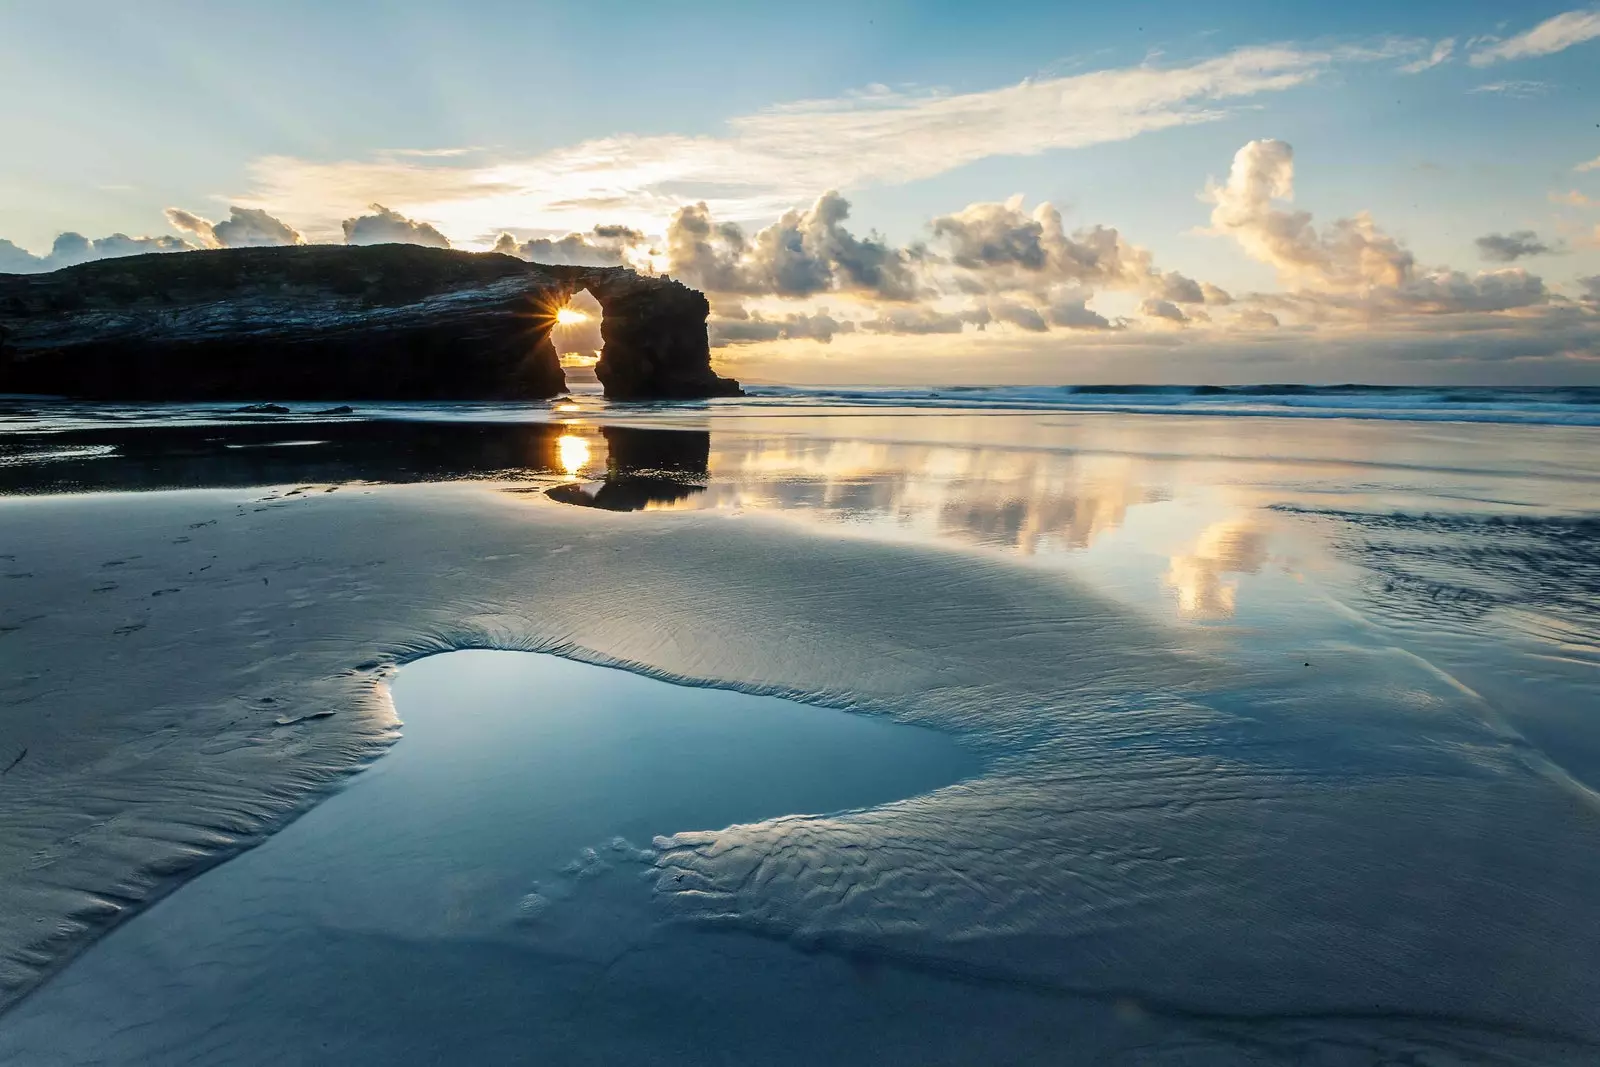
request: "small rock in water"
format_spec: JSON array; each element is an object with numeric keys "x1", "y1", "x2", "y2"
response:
[
  {"x1": 232, "y1": 403, "x2": 291, "y2": 414},
  {"x1": 312, "y1": 405, "x2": 354, "y2": 415}
]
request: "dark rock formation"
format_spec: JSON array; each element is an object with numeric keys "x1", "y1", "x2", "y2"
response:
[
  {"x1": 586, "y1": 278, "x2": 741, "y2": 400},
  {"x1": 0, "y1": 245, "x2": 740, "y2": 401}
]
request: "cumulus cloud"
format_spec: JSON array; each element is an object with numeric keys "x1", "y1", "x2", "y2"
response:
[
  {"x1": 341, "y1": 204, "x2": 451, "y2": 248},
  {"x1": 710, "y1": 310, "x2": 855, "y2": 346},
  {"x1": 1204, "y1": 139, "x2": 1551, "y2": 319},
  {"x1": 1475, "y1": 230, "x2": 1559, "y2": 262},
  {"x1": 989, "y1": 300, "x2": 1050, "y2": 332},
  {"x1": 1152, "y1": 270, "x2": 1205, "y2": 303},
  {"x1": 1398, "y1": 38, "x2": 1455, "y2": 74},
  {"x1": 666, "y1": 193, "x2": 918, "y2": 300},
  {"x1": 858, "y1": 307, "x2": 977, "y2": 335},
  {"x1": 669, "y1": 190, "x2": 1216, "y2": 340},
  {"x1": 930, "y1": 198, "x2": 1151, "y2": 292},
  {"x1": 1578, "y1": 275, "x2": 1600, "y2": 303},
  {"x1": 0, "y1": 231, "x2": 192, "y2": 274},
  {"x1": 1141, "y1": 298, "x2": 1190, "y2": 324},
  {"x1": 1470, "y1": 8, "x2": 1600, "y2": 66},
  {"x1": 1205, "y1": 139, "x2": 1413, "y2": 291},
  {"x1": 1047, "y1": 293, "x2": 1115, "y2": 330},
  {"x1": 165, "y1": 206, "x2": 304, "y2": 248},
  {"x1": 492, "y1": 225, "x2": 644, "y2": 266}
]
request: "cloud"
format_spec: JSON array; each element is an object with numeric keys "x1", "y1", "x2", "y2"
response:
[
  {"x1": 1205, "y1": 139, "x2": 1557, "y2": 320},
  {"x1": 710, "y1": 311, "x2": 855, "y2": 346},
  {"x1": 1578, "y1": 275, "x2": 1600, "y2": 303},
  {"x1": 1152, "y1": 270, "x2": 1205, "y2": 303},
  {"x1": 1047, "y1": 293, "x2": 1116, "y2": 330},
  {"x1": 1205, "y1": 139, "x2": 1413, "y2": 291},
  {"x1": 1577, "y1": 155, "x2": 1600, "y2": 173},
  {"x1": 1475, "y1": 230, "x2": 1559, "y2": 261},
  {"x1": 1233, "y1": 308, "x2": 1281, "y2": 329},
  {"x1": 237, "y1": 44, "x2": 1351, "y2": 241},
  {"x1": 666, "y1": 192, "x2": 919, "y2": 300},
  {"x1": 989, "y1": 300, "x2": 1050, "y2": 332},
  {"x1": 1470, "y1": 8, "x2": 1600, "y2": 66},
  {"x1": 0, "y1": 231, "x2": 193, "y2": 274},
  {"x1": 1399, "y1": 38, "x2": 1455, "y2": 74},
  {"x1": 341, "y1": 204, "x2": 451, "y2": 248},
  {"x1": 1467, "y1": 80, "x2": 1551, "y2": 97},
  {"x1": 930, "y1": 199, "x2": 1151, "y2": 292},
  {"x1": 1550, "y1": 189, "x2": 1596, "y2": 207},
  {"x1": 858, "y1": 307, "x2": 976, "y2": 335},
  {"x1": 1141, "y1": 297, "x2": 1190, "y2": 323},
  {"x1": 492, "y1": 225, "x2": 644, "y2": 266},
  {"x1": 165, "y1": 206, "x2": 303, "y2": 248}
]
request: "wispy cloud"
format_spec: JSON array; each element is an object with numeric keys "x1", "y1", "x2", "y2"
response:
[
  {"x1": 1577, "y1": 155, "x2": 1600, "y2": 173},
  {"x1": 1469, "y1": 8, "x2": 1600, "y2": 66},
  {"x1": 1398, "y1": 38, "x2": 1454, "y2": 74},
  {"x1": 1467, "y1": 80, "x2": 1552, "y2": 97},
  {"x1": 239, "y1": 45, "x2": 1348, "y2": 243}
]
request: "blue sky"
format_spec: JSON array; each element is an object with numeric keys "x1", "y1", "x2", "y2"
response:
[{"x1": 2, "y1": 0, "x2": 1598, "y2": 383}]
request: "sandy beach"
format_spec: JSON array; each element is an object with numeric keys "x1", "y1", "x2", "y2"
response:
[{"x1": 2, "y1": 398, "x2": 1598, "y2": 1063}]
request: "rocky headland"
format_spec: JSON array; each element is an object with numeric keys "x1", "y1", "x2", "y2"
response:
[{"x1": 0, "y1": 245, "x2": 741, "y2": 401}]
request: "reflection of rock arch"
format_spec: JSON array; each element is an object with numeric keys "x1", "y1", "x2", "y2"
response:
[{"x1": 545, "y1": 425, "x2": 710, "y2": 512}]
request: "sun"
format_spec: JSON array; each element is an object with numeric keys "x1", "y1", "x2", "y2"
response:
[{"x1": 554, "y1": 307, "x2": 588, "y2": 325}]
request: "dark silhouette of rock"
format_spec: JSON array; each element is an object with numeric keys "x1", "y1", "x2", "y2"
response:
[
  {"x1": 0, "y1": 245, "x2": 740, "y2": 401},
  {"x1": 586, "y1": 278, "x2": 742, "y2": 400},
  {"x1": 233, "y1": 403, "x2": 291, "y2": 414}
]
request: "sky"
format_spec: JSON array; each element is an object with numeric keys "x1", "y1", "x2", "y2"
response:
[{"x1": 2, "y1": 0, "x2": 1598, "y2": 385}]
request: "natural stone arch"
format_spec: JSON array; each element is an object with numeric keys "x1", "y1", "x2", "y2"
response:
[{"x1": 0, "y1": 247, "x2": 743, "y2": 402}]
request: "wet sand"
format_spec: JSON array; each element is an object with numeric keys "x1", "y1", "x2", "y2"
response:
[{"x1": 1, "y1": 406, "x2": 1597, "y2": 1062}]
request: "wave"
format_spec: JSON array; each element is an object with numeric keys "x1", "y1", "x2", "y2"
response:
[{"x1": 742, "y1": 384, "x2": 1600, "y2": 427}]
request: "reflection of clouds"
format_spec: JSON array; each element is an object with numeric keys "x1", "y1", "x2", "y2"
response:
[
  {"x1": 648, "y1": 435, "x2": 1157, "y2": 557},
  {"x1": 1167, "y1": 519, "x2": 1269, "y2": 618}
]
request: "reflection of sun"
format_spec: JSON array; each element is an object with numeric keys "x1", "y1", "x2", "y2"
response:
[
  {"x1": 557, "y1": 434, "x2": 591, "y2": 476},
  {"x1": 555, "y1": 307, "x2": 588, "y2": 325}
]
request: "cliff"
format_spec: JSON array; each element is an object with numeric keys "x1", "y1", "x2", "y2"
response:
[{"x1": 0, "y1": 245, "x2": 740, "y2": 401}]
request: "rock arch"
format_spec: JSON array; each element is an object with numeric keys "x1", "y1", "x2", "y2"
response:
[{"x1": 0, "y1": 246, "x2": 741, "y2": 402}]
